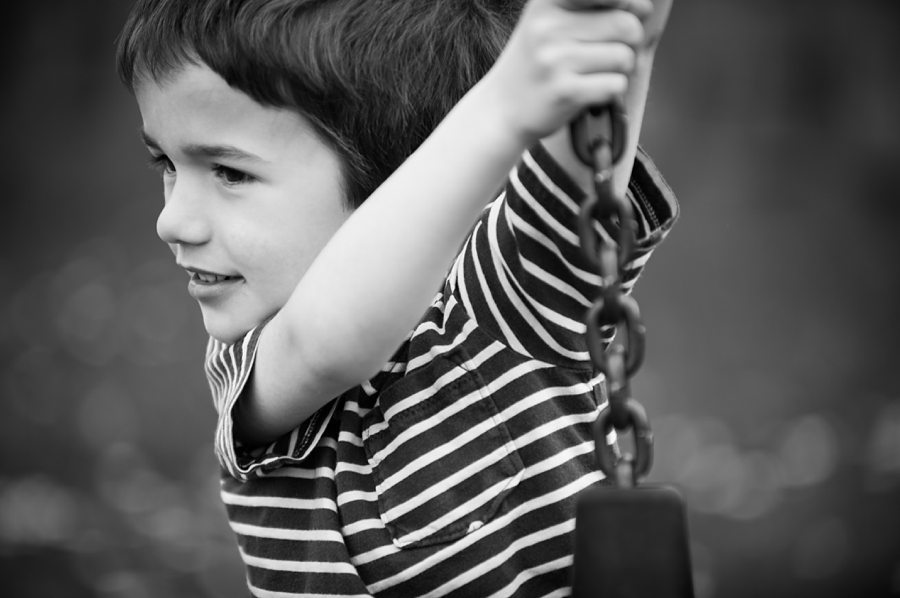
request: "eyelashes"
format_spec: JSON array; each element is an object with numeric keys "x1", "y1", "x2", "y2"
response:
[
  {"x1": 146, "y1": 153, "x2": 175, "y2": 175},
  {"x1": 145, "y1": 154, "x2": 256, "y2": 186},
  {"x1": 212, "y1": 164, "x2": 256, "y2": 185}
]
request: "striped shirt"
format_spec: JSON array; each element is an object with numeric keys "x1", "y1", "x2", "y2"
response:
[{"x1": 205, "y1": 143, "x2": 677, "y2": 597}]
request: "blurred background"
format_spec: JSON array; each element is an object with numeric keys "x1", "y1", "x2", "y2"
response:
[{"x1": 1, "y1": 0, "x2": 898, "y2": 596}]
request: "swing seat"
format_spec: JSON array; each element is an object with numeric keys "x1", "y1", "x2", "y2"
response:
[{"x1": 572, "y1": 484, "x2": 694, "y2": 598}]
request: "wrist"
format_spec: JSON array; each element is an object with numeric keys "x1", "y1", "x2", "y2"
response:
[{"x1": 465, "y1": 71, "x2": 539, "y2": 156}]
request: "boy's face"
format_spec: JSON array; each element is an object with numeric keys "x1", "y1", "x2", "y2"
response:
[{"x1": 135, "y1": 63, "x2": 351, "y2": 344}]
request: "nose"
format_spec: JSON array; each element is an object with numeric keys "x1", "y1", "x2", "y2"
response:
[{"x1": 156, "y1": 175, "x2": 212, "y2": 246}]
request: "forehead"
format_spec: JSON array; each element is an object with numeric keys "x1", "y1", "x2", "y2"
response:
[
  {"x1": 136, "y1": 63, "x2": 247, "y2": 123},
  {"x1": 134, "y1": 63, "x2": 316, "y2": 158}
]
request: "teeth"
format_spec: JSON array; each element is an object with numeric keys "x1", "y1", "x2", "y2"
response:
[{"x1": 195, "y1": 272, "x2": 229, "y2": 283}]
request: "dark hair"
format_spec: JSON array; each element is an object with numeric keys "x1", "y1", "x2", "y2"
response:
[{"x1": 116, "y1": 0, "x2": 523, "y2": 208}]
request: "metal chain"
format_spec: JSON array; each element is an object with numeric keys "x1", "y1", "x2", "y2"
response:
[{"x1": 570, "y1": 101, "x2": 653, "y2": 487}]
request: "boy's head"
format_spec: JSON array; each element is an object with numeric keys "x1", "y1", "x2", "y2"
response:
[
  {"x1": 118, "y1": 0, "x2": 524, "y2": 342},
  {"x1": 118, "y1": 0, "x2": 523, "y2": 209}
]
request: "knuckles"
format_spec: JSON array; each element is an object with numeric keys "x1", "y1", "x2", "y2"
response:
[
  {"x1": 612, "y1": 43, "x2": 638, "y2": 73},
  {"x1": 531, "y1": 43, "x2": 564, "y2": 77},
  {"x1": 523, "y1": 7, "x2": 646, "y2": 49},
  {"x1": 608, "y1": 10, "x2": 645, "y2": 47}
]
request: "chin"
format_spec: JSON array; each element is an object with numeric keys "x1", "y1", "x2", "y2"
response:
[{"x1": 202, "y1": 312, "x2": 252, "y2": 345}]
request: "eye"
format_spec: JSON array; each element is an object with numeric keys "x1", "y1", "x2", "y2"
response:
[
  {"x1": 147, "y1": 154, "x2": 175, "y2": 176},
  {"x1": 213, "y1": 165, "x2": 255, "y2": 186}
]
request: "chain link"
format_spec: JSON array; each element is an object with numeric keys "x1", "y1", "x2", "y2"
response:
[{"x1": 570, "y1": 101, "x2": 653, "y2": 486}]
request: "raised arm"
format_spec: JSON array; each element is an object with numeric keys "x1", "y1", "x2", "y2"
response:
[{"x1": 237, "y1": 0, "x2": 668, "y2": 445}]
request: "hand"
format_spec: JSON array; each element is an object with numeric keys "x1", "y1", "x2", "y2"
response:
[{"x1": 481, "y1": 0, "x2": 657, "y2": 145}]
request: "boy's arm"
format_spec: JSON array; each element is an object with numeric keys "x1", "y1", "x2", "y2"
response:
[
  {"x1": 235, "y1": 0, "x2": 666, "y2": 446},
  {"x1": 445, "y1": 0, "x2": 675, "y2": 368}
]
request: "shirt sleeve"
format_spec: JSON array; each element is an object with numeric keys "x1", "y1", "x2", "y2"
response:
[
  {"x1": 448, "y1": 143, "x2": 678, "y2": 368},
  {"x1": 204, "y1": 324, "x2": 338, "y2": 481}
]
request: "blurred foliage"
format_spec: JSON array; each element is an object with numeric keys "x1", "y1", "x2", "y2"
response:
[{"x1": 1, "y1": 0, "x2": 899, "y2": 596}]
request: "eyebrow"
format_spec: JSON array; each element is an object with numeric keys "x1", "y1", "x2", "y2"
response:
[{"x1": 140, "y1": 129, "x2": 268, "y2": 164}]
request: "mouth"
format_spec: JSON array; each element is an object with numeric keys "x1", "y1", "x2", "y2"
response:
[
  {"x1": 189, "y1": 270, "x2": 240, "y2": 285},
  {"x1": 181, "y1": 265, "x2": 243, "y2": 300}
]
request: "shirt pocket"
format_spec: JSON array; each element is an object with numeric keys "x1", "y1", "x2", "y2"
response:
[{"x1": 362, "y1": 351, "x2": 524, "y2": 549}]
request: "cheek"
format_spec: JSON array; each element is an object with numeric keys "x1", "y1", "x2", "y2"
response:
[
  {"x1": 235, "y1": 225, "x2": 316, "y2": 298},
  {"x1": 229, "y1": 180, "x2": 350, "y2": 304},
  {"x1": 262, "y1": 221, "x2": 346, "y2": 308},
  {"x1": 265, "y1": 194, "x2": 351, "y2": 276}
]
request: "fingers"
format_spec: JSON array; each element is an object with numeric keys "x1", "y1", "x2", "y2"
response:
[
  {"x1": 565, "y1": 9, "x2": 645, "y2": 47},
  {"x1": 529, "y1": 9, "x2": 644, "y2": 77},
  {"x1": 562, "y1": 0, "x2": 654, "y2": 20},
  {"x1": 488, "y1": 0, "x2": 657, "y2": 140},
  {"x1": 554, "y1": 42, "x2": 637, "y2": 76},
  {"x1": 569, "y1": 72, "x2": 630, "y2": 107}
]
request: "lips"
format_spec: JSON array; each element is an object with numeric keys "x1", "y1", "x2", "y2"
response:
[
  {"x1": 180, "y1": 265, "x2": 243, "y2": 301},
  {"x1": 180, "y1": 263, "x2": 239, "y2": 283},
  {"x1": 191, "y1": 271, "x2": 238, "y2": 284}
]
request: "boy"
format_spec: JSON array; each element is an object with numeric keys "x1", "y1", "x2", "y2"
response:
[{"x1": 117, "y1": 0, "x2": 676, "y2": 595}]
